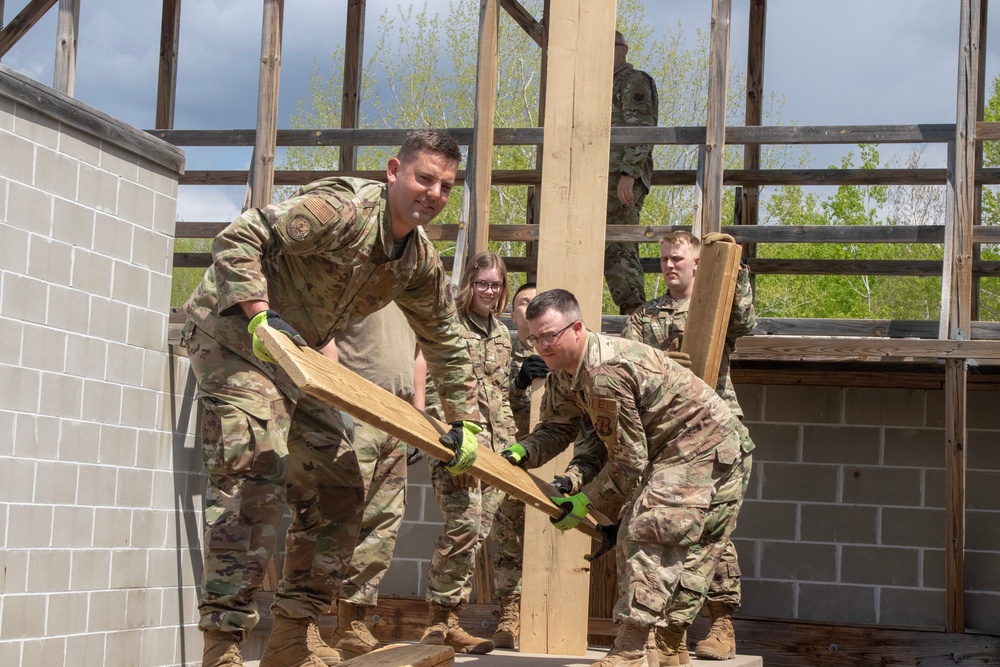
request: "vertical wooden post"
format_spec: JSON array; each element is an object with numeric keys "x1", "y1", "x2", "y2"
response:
[
  {"x1": 249, "y1": 0, "x2": 283, "y2": 210},
  {"x1": 339, "y1": 0, "x2": 365, "y2": 171},
  {"x1": 155, "y1": 0, "x2": 182, "y2": 129},
  {"x1": 520, "y1": 0, "x2": 615, "y2": 655},
  {"x1": 971, "y1": 0, "x2": 988, "y2": 319},
  {"x1": 466, "y1": 0, "x2": 500, "y2": 257},
  {"x1": 941, "y1": 0, "x2": 980, "y2": 635},
  {"x1": 739, "y1": 0, "x2": 765, "y2": 264},
  {"x1": 52, "y1": 0, "x2": 78, "y2": 96},
  {"x1": 524, "y1": 0, "x2": 549, "y2": 283},
  {"x1": 699, "y1": 0, "x2": 731, "y2": 235}
]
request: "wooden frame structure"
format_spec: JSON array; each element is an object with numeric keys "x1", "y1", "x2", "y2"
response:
[{"x1": 6, "y1": 0, "x2": 1000, "y2": 662}]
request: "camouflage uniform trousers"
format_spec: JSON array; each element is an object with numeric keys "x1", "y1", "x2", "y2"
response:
[
  {"x1": 189, "y1": 327, "x2": 364, "y2": 634},
  {"x1": 613, "y1": 444, "x2": 751, "y2": 629},
  {"x1": 605, "y1": 176, "x2": 649, "y2": 313},
  {"x1": 426, "y1": 453, "x2": 507, "y2": 607},
  {"x1": 339, "y1": 421, "x2": 407, "y2": 607},
  {"x1": 490, "y1": 495, "x2": 525, "y2": 597}
]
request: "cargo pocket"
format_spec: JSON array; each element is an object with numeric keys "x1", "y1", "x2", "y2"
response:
[
  {"x1": 200, "y1": 396, "x2": 280, "y2": 477},
  {"x1": 627, "y1": 469, "x2": 712, "y2": 547}
]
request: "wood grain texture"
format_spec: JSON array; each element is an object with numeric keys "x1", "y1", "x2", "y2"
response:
[
  {"x1": 256, "y1": 326, "x2": 601, "y2": 541},
  {"x1": 681, "y1": 241, "x2": 742, "y2": 388},
  {"x1": 340, "y1": 644, "x2": 453, "y2": 667}
]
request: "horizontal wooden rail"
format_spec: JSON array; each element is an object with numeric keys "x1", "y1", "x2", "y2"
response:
[
  {"x1": 176, "y1": 222, "x2": 1000, "y2": 245},
  {"x1": 733, "y1": 336, "x2": 1000, "y2": 363},
  {"x1": 149, "y1": 123, "x2": 965, "y2": 147}
]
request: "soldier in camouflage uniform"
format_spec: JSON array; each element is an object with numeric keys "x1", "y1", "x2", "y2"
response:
[
  {"x1": 489, "y1": 283, "x2": 548, "y2": 649},
  {"x1": 498, "y1": 290, "x2": 753, "y2": 667},
  {"x1": 607, "y1": 30, "x2": 659, "y2": 316},
  {"x1": 420, "y1": 253, "x2": 517, "y2": 655},
  {"x1": 324, "y1": 302, "x2": 425, "y2": 659},
  {"x1": 622, "y1": 230, "x2": 756, "y2": 662},
  {"x1": 181, "y1": 130, "x2": 483, "y2": 667}
]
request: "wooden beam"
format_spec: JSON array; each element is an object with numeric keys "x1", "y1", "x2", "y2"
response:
[
  {"x1": 733, "y1": 336, "x2": 1000, "y2": 363},
  {"x1": 52, "y1": 0, "x2": 78, "y2": 96},
  {"x1": 971, "y1": 0, "x2": 988, "y2": 319},
  {"x1": 155, "y1": 0, "x2": 182, "y2": 129},
  {"x1": 248, "y1": 0, "x2": 283, "y2": 209},
  {"x1": 467, "y1": 0, "x2": 499, "y2": 256},
  {"x1": 739, "y1": 0, "x2": 765, "y2": 261},
  {"x1": 681, "y1": 241, "x2": 742, "y2": 387},
  {"x1": 522, "y1": 0, "x2": 616, "y2": 655},
  {"x1": 339, "y1": 0, "x2": 365, "y2": 171},
  {"x1": 500, "y1": 0, "x2": 542, "y2": 46},
  {"x1": 0, "y1": 0, "x2": 57, "y2": 57},
  {"x1": 699, "y1": 0, "x2": 732, "y2": 234}
]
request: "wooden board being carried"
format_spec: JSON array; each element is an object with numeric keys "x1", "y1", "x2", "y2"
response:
[
  {"x1": 680, "y1": 239, "x2": 742, "y2": 389},
  {"x1": 257, "y1": 325, "x2": 602, "y2": 542},
  {"x1": 341, "y1": 643, "x2": 453, "y2": 667}
]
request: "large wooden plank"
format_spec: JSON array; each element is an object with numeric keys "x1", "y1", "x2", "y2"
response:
[
  {"x1": 341, "y1": 644, "x2": 453, "y2": 667},
  {"x1": 681, "y1": 241, "x2": 742, "y2": 388},
  {"x1": 256, "y1": 325, "x2": 602, "y2": 541}
]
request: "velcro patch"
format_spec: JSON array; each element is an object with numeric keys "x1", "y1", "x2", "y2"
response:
[{"x1": 304, "y1": 196, "x2": 337, "y2": 223}]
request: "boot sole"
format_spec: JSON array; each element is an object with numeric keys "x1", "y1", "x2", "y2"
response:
[{"x1": 694, "y1": 648, "x2": 736, "y2": 660}]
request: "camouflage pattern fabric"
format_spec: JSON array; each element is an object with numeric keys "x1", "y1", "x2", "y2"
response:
[
  {"x1": 181, "y1": 176, "x2": 481, "y2": 629},
  {"x1": 606, "y1": 63, "x2": 658, "y2": 313},
  {"x1": 338, "y1": 423, "x2": 407, "y2": 606},
  {"x1": 520, "y1": 332, "x2": 751, "y2": 628},
  {"x1": 424, "y1": 310, "x2": 514, "y2": 606},
  {"x1": 622, "y1": 264, "x2": 756, "y2": 610}
]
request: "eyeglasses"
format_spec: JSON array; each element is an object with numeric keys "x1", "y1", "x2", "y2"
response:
[
  {"x1": 472, "y1": 281, "x2": 504, "y2": 292},
  {"x1": 526, "y1": 321, "x2": 578, "y2": 349}
]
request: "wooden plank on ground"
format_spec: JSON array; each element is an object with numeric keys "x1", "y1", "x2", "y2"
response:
[
  {"x1": 256, "y1": 325, "x2": 601, "y2": 541},
  {"x1": 341, "y1": 644, "x2": 453, "y2": 667},
  {"x1": 681, "y1": 241, "x2": 742, "y2": 388}
]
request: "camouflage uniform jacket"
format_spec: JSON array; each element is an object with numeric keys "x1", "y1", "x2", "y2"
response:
[
  {"x1": 611, "y1": 62, "x2": 658, "y2": 191},
  {"x1": 425, "y1": 310, "x2": 516, "y2": 450},
  {"x1": 508, "y1": 335, "x2": 536, "y2": 439},
  {"x1": 520, "y1": 332, "x2": 739, "y2": 506},
  {"x1": 621, "y1": 265, "x2": 756, "y2": 418},
  {"x1": 182, "y1": 176, "x2": 480, "y2": 423}
]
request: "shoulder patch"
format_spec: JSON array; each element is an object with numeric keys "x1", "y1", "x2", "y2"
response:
[
  {"x1": 304, "y1": 196, "x2": 337, "y2": 223},
  {"x1": 590, "y1": 396, "x2": 619, "y2": 438},
  {"x1": 287, "y1": 216, "x2": 313, "y2": 241}
]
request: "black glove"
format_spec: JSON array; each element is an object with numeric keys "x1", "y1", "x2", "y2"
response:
[
  {"x1": 585, "y1": 523, "x2": 620, "y2": 562},
  {"x1": 552, "y1": 475, "x2": 573, "y2": 495},
  {"x1": 514, "y1": 355, "x2": 550, "y2": 390}
]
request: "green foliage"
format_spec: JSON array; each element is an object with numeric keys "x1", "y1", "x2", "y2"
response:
[{"x1": 170, "y1": 237, "x2": 212, "y2": 307}]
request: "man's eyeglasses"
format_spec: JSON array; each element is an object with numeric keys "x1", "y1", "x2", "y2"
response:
[
  {"x1": 472, "y1": 281, "x2": 504, "y2": 292},
  {"x1": 526, "y1": 321, "x2": 578, "y2": 349}
]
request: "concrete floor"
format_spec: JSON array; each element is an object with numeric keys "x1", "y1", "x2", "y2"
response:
[{"x1": 246, "y1": 643, "x2": 764, "y2": 666}]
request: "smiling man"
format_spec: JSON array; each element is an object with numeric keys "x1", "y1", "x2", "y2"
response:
[
  {"x1": 181, "y1": 129, "x2": 483, "y2": 667},
  {"x1": 499, "y1": 289, "x2": 752, "y2": 667}
]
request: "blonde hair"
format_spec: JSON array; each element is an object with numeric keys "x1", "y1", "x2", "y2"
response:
[
  {"x1": 457, "y1": 252, "x2": 510, "y2": 317},
  {"x1": 660, "y1": 230, "x2": 701, "y2": 253}
]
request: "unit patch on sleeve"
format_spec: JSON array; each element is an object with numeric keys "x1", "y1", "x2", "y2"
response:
[{"x1": 590, "y1": 396, "x2": 619, "y2": 439}]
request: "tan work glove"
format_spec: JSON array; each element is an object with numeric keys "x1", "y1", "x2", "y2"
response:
[
  {"x1": 703, "y1": 232, "x2": 736, "y2": 245},
  {"x1": 667, "y1": 338, "x2": 692, "y2": 368}
]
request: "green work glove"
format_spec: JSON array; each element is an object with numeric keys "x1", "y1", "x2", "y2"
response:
[
  {"x1": 440, "y1": 421, "x2": 482, "y2": 475},
  {"x1": 550, "y1": 491, "x2": 592, "y2": 531},
  {"x1": 248, "y1": 310, "x2": 306, "y2": 363},
  {"x1": 499, "y1": 443, "x2": 528, "y2": 467}
]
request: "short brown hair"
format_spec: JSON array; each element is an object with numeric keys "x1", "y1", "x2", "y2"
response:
[
  {"x1": 660, "y1": 230, "x2": 701, "y2": 253},
  {"x1": 397, "y1": 129, "x2": 462, "y2": 165},
  {"x1": 526, "y1": 289, "x2": 583, "y2": 322},
  {"x1": 458, "y1": 252, "x2": 509, "y2": 317}
]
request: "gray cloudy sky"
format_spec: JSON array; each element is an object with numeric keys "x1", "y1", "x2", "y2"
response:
[{"x1": 2, "y1": 0, "x2": 997, "y2": 222}]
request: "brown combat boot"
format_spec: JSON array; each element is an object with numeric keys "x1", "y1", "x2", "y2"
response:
[
  {"x1": 329, "y1": 598, "x2": 383, "y2": 659},
  {"x1": 492, "y1": 594, "x2": 520, "y2": 649},
  {"x1": 655, "y1": 624, "x2": 691, "y2": 667},
  {"x1": 260, "y1": 614, "x2": 328, "y2": 667},
  {"x1": 202, "y1": 630, "x2": 243, "y2": 667},
  {"x1": 694, "y1": 602, "x2": 736, "y2": 660},
  {"x1": 306, "y1": 620, "x2": 342, "y2": 665},
  {"x1": 590, "y1": 622, "x2": 651, "y2": 667},
  {"x1": 419, "y1": 602, "x2": 450, "y2": 646},
  {"x1": 420, "y1": 603, "x2": 494, "y2": 654}
]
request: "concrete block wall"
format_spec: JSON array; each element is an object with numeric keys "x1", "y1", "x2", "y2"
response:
[{"x1": 0, "y1": 67, "x2": 202, "y2": 666}]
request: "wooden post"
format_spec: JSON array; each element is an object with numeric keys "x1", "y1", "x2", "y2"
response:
[
  {"x1": 739, "y1": 0, "x2": 765, "y2": 265},
  {"x1": 248, "y1": 0, "x2": 283, "y2": 210},
  {"x1": 941, "y1": 0, "x2": 980, "y2": 634},
  {"x1": 155, "y1": 0, "x2": 182, "y2": 129},
  {"x1": 699, "y1": 0, "x2": 732, "y2": 235},
  {"x1": 520, "y1": 0, "x2": 616, "y2": 655},
  {"x1": 339, "y1": 0, "x2": 365, "y2": 171},
  {"x1": 0, "y1": 0, "x2": 58, "y2": 58},
  {"x1": 971, "y1": 0, "x2": 988, "y2": 319},
  {"x1": 467, "y1": 0, "x2": 499, "y2": 257},
  {"x1": 52, "y1": 0, "x2": 78, "y2": 96}
]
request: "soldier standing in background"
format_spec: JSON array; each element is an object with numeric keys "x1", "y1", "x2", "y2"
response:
[
  {"x1": 606, "y1": 30, "x2": 659, "y2": 316},
  {"x1": 622, "y1": 230, "x2": 756, "y2": 661},
  {"x1": 499, "y1": 289, "x2": 752, "y2": 667},
  {"x1": 323, "y1": 302, "x2": 427, "y2": 659},
  {"x1": 182, "y1": 129, "x2": 483, "y2": 667}
]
